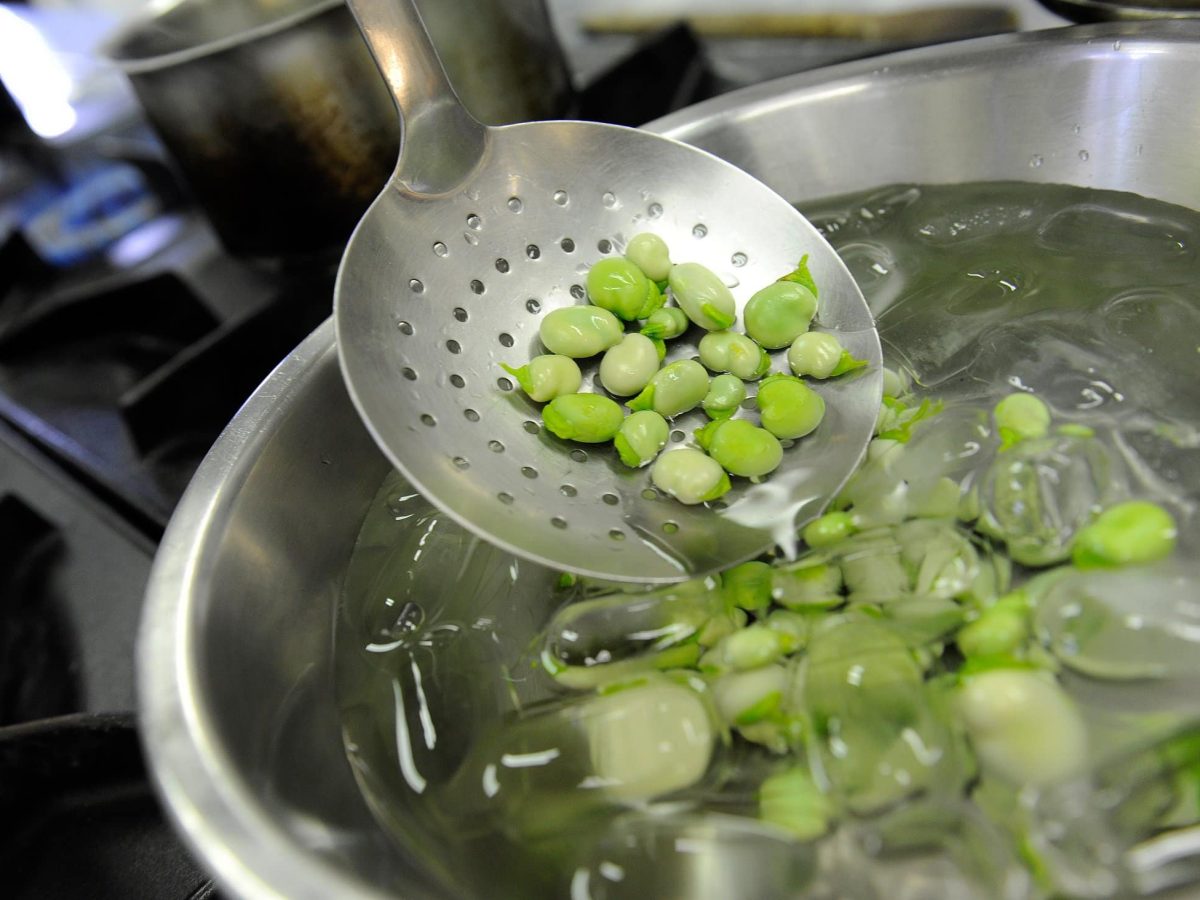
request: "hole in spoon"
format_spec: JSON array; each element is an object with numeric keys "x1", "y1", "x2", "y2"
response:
[
  {"x1": 433, "y1": 242, "x2": 448, "y2": 257},
  {"x1": 508, "y1": 196, "x2": 523, "y2": 212},
  {"x1": 553, "y1": 190, "x2": 568, "y2": 206},
  {"x1": 409, "y1": 278, "x2": 424, "y2": 293},
  {"x1": 560, "y1": 238, "x2": 575, "y2": 253},
  {"x1": 470, "y1": 280, "x2": 485, "y2": 295}
]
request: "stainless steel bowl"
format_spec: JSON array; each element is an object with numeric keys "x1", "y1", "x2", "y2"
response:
[{"x1": 140, "y1": 22, "x2": 1200, "y2": 900}]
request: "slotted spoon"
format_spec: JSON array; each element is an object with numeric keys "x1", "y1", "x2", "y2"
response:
[{"x1": 335, "y1": 0, "x2": 882, "y2": 583}]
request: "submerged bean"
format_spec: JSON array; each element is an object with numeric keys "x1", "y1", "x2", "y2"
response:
[
  {"x1": 756, "y1": 375, "x2": 826, "y2": 440},
  {"x1": 651, "y1": 448, "x2": 731, "y2": 505},
  {"x1": 628, "y1": 359, "x2": 710, "y2": 418},
  {"x1": 759, "y1": 767, "x2": 833, "y2": 841},
  {"x1": 539, "y1": 306, "x2": 624, "y2": 357},
  {"x1": 698, "y1": 331, "x2": 771, "y2": 380},
  {"x1": 669, "y1": 262, "x2": 737, "y2": 331},
  {"x1": 712, "y1": 664, "x2": 788, "y2": 725},
  {"x1": 722, "y1": 560, "x2": 773, "y2": 613},
  {"x1": 702, "y1": 373, "x2": 747, "y2": 420},
  {"x1": 624, "y1": 232, "x2": 671, "y2": 282},
  {"x1": 745, "y1": 281, "x2": 817, "y2": 349},
  {"x1": 542, "y1": 393, "x2": 624, "y2": 443},
  {"x1": 614, "y1": 409, "x2": 669, "y2": 468},
  {"x1": 787, "y1": 332, "x2": 868, "y2": 379},
  {"x1": 993, "y1": 393, "x2": 1051, "y2": 450},
  {"x1": 957, "y1": 669, "x2": 1087, "y2": 786},
  {"x1": 802, "y1": 511, "x2": 856, "y2": 548},
  {"x1": 501, "y1": 354, "x2": 582, "y2": 402},
  {"x1": 1072, "y1": 500, "x2": 1177, "y2": 569},
  {"x1": 599, "y1": 333, "x2": 660, "y2": 397},
  {"x1": 696, "y1": 418, "x2": 783, "y2": 478},
  {"x1": 586, "y1": 257, "x2": 661, "y2": 321}
]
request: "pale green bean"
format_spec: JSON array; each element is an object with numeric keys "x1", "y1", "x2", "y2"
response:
[
  {"x1": 628, "y1": 359, "x2": 710, "y2": 418},
  {"x1": 599, "y1": 333, "x2": 660, "y2": 397},
  {"x1": 668, "y1": 262, "x2": 737, "y2": 331},
  {"x1": 698, "y1": 331, "x2": 771, "y2": 380},
  {"x1": 539, "y1": 306, "x2": 624, "y2": 357},
  {"x1": 702, "y1": 373, "x2": 747, "y2": 420},
  {"x1": 542, "y1": 393, "x2": 624, "y2": 443},
  {"x1": 501, "y1": 354, "x2": 581, "y2": 402},
  {"x1": 651, "y1": 448, "x2": 731, "y2": 505},
  {"x1": 624, "y1": 232, "x2": 671, "y2": 282},
  {"x1": 696, "y1": 418, "x2": 783, "y2": 478},
  {"x1": 614, "y1": 409, "x2": 669, "y2": 468},
  {"x1": 744, "y1": 281, "x2": 817, "y2": 349}
]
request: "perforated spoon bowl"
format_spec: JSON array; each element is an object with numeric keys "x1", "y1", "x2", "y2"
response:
[{"x1": 335, "y1": 0, "x2": 882, "y2": 582}]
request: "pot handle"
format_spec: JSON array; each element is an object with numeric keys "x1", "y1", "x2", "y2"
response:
[{"x1": 346, "y1": 0, "x2": 487, "y2": 195}]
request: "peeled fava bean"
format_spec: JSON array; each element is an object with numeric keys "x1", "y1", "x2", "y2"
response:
[
  {"x1": 696, "y1": 418, "x2": 783, "y2": 478},
  {"x1": 599, "y1": 333, "x2": 660, "y2": 397},
  {"x1": 788, "y1": 332, "x2": 868, "y2": 379},
  {"x1": 651, "y1": 447, "x2": 731, "y2": 505},
  {"x1": 542, "y1": 393, "x2": 624, "y2": 443},
  {"x1": 614, "y1": 409, "x2": 669, "y2": 468},
  {"x1": 668, "y1": 262, "x2": 737, "y2": 331},
  {"x1": 956, "y1": 669, "x2": 1087, "y2": 786},
  {"x1": 628, "y1": 359, "x2": 710, "y2": 418},
  {"x1": 539, "y1": 306, "x2": 624, "y2": 358},
  {"x1": 756, "y1": 375, "x2": 826, "y2": 440},
  {"x1": 586, "y1": 257, "x2": 662, "y2": 321},
  {"x1": 698, "y1": 331, "x2": 771, "y2": 381},
  {"x1": 1072, "y1": 500, "x2": 1177, "y2": 569},
  {"x1": 624, "y1": 232, "x2": 672, "y2": 282},
  {"x1": 640, "y1": 306, "x2": 689, "y2": 341},
  {"x1": 702, "y1": 373, "x2": 747, "y2": 420},
  {"x1": 993, "y1": 392, "x2": 1051, "y2": 450},
  {"x1": 501, "y1": 354, "x2": 582, "y2": 403},
  {"x1": 745, "y1": 281, "x2": 817, "y2": 349}
]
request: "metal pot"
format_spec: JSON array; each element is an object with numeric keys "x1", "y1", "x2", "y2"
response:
[
  {"x1": 139, "y1": 22, "x2": 1200, "y2": 899},
  {"x1": 105, "y1": 0, "x2": 570, "y2": 259}
]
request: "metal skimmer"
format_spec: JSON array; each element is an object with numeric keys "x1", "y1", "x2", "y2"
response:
[{"x1": 335, "y1": 0, "x2": 882, "y2": 582}]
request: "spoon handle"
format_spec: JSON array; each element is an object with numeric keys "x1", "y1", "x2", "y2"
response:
[{"x1": 346, "y1": 0, "x2": 487, "y2": 194}]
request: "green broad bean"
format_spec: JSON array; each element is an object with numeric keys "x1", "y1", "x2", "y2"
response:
[
  {"x1": 764, "y1": 609, "x2": 812, "y2": 652},
  {"x1": 650, "y1": 336, "x2": 667, "y2": 361},
  {"x1": 539, "y1": 305, "x2": 624, "y2": 357},
  {"x1": 696, "y1": 607, "x2": 748, "y2": 647},
  {"x1": 882, "y1": 366, "x2": 911, "y2": 399},
  {"x1": 744, "y1": 281, "x2": 817, "y2": 349},
  {"x1": 700, "y1": 624, "x2": 787, "y2": 673},
  {"x1": 957, "y1": 591, "x2": 1029, "y2": 659},
  {"x1": 640, "y1": 306, "x2": 689, "y2": 340},
  {"x1": 668, "y1": 262, "x2": 737, "y2": 331},
  {"x1": 500, "y1": 354, "x2": 581, "y2": 403},
  {"x1": 722, "y1": 560, "x2": 773, "y2": 613},
  {"x1": 759, "y1": 767, "x2": 833, "y2": 841},
  {"x1": 1072, "y1": 500, "x2": 1177, "y2": 569},
  {"x1": 599, "y1": 333, "x2": 660, "y2": 397},
  {"x1": 624, "y1": 232, "x2": 672, "y2": 282},
  {"x1": 756, "y1": 375, "x2": 826, "y2": 440},
  {"x1": 802, "y1": 511, "x2": 856, "y2": 548},
  {"x1": 614, "y1": 409, "x2": 669, "y2": 468},
  {"x1": 787, "y1": 331, "x2": 867, "y2": 379},
  {"x1": 772, "y1": 562, "x2": 842, "y2": 609},
  {"x1": 712, "y1": 665, "x2": 788, "y2": 726},
  {"x1": 993, "y1": 393, "x2": 1051, "y2": 450},
  {"x1": 702, "y1": 373, "x2": 746, "y2": 420},
  {"x1": 542, "y1": 393, "x2": 624, "y2": 443},
  {"x1": 695, "y1": 418, "x2": 783, "y2": 478},
  {"x1": 698, "y1": 331, "x2": 771, "y2": 380},
  {"x1": 586, "y1": 257, "x2": 660, "y2": 321},
  {"x1": 956, "y1": 669, "x2": 1087, "y2": 786},
  {"x1": 651, "y1": 448, "x2": 731, "y2": 505},
  {"x1": 628, "y1": 359, "x2": 710, "y2": 418}
]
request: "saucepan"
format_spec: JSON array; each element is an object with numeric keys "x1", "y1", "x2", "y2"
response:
[{"x1": 139, "y1": 22, "x2": 1200, "y2": 899}]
